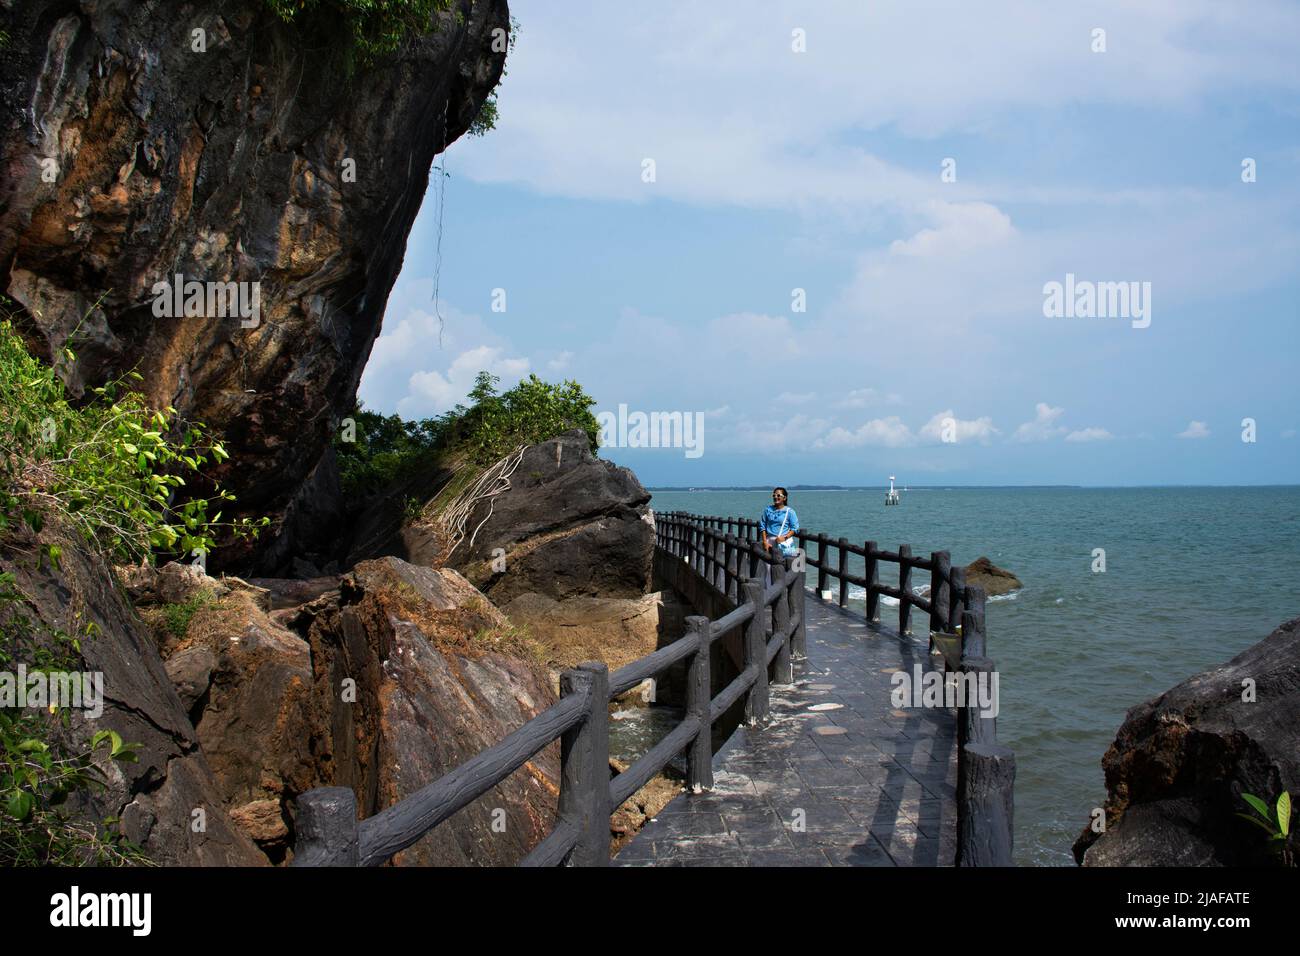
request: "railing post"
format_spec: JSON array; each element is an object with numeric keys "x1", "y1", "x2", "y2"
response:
[
  {"x1": 741, "y1": 577, "x2": 768, "y2": 723},
  {"x1": 837, "y1": 537, "x2": 849, "y2": 607},
  {"x1": 963, "y1": 586, "x2": 987, "y2": 658},
  {"x1": 791, "y1": 550, "x2": 807, "y2": 660},
  {"x1": 685, "y1": 615, "x2": 713, "y2": 793},
  {"x1": 930, "y1": 550, "x2": 950, "y2": 635},
  {"x1": 949, "y1": 565, "x2": 966, "y2": 632},
  {"x1": 723, "y1": 534, "x2": 736, "y2": 601},
  {"x1": 816, "y1": 533, "x2": 829, "y2": 595},
  {"x1": 290, "y1": 787, "x2": 359, "y2": 866},
  {"x1": 865, "y1": 541, "x2": 879, "y2": 621},
  {"x1": 558, "y1": 662, "x2": 610, "y2": 866},
  {"x1": 956, "y1": 652, "x2": 1013, "y2": 867},
  {"x1": 773, "y1": 553, "x2": 793, "y2": 684},
  {"x1": 898, "y1": 544, "x2": 913, "y2": 634}
]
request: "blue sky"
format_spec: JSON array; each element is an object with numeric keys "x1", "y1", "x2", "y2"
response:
[{"x1": 359, "y1": 0, "x2": 1300, "y2": 486}]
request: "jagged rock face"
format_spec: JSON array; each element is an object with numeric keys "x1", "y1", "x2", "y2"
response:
[
  {"x1": 1074, "y1": 617, "x2": 1300, "y2": 866},
  {"x1": 294, "y1": 557, "x2": 560, "y2": 866},
  {"x1": 450, "y1": 430, "x2": 655, "y2": 603},
  {"x1": 0, "y1": 533, "x2": 264, "y2": 865},
  {"x1": 0, "y1": 0, "x2": 509, "y2": 573}
]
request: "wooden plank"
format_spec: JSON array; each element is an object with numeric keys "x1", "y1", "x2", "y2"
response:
[
  {"x1": 609, "y1": 629, "x2": 701, "y2": 697},
  {"x1": 711, "y1": 666, "x2": 760, "y2": 722},
  {"x1": 609, "y1": 716, "x2": 702, "y2": 807},
  {"x1": 519, "y1": 819, "x2": 579, "y2": 868}
]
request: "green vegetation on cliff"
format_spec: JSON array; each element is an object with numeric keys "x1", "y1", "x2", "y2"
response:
[
  {"x1": 336, "y1": 371, "x2": 599, "y2": 497},
  {"x1": 0, "y1": 316, "x2": 266, "y2": 564},
  {"x1": 0, "y1": 312, "x2": 261, "y2": 864}
]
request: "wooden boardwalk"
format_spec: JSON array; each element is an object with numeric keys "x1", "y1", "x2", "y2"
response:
[{"x1": 615, "y1": 593, "x2": 958, "y2": 866}]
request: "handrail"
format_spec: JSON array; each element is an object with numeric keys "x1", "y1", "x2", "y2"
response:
[
  {"x1": 291, "y1": 511, "x2": 806, "y2": 867},
  {"x1": 291, "y1": 510, "x2": 1010, "y2": 868}
]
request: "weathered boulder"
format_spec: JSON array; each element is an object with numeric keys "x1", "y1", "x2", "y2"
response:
[
  {"x1": 1074, "y1": 617, "x2": 1300, "y2": 866},
  {"x1": 0, "y1": 0, "x2": 509, "y2": 573},
  {"x1": 0, "y1": 529, "x2": 264, "y2": 865},
  {"x1": 293, "y1": 557, "x2": 561, "y2": 866},
  {"x1": 450, "y1": 430, "x2": 654, "y2": 603},
  {"x1": 964, "y1": 557, "x2": 1021, "y2": 596}
]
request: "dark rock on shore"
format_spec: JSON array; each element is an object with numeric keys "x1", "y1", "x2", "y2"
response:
[
  {"x1": 963, "y1": 557, "x2": 1021, "y2": 596},
  {"x1": 1073, "y1": 616, "x2": 1300, "y2": 866}
]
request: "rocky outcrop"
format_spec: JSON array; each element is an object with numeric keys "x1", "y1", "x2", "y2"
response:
[
  {"x1": 292, "y1": 557, "x2": 560, "y2": 865},
  {"x1": 0, "y1": 532, "x2": 264, "y2": 865},
  {"x1": 450, "y1": 430, "x2": 654, "y2": 603},
  {"x1": 963, "y1": 557, "x2": 1021, "y2": 596},
  {"x1": 0, "y1": 0, "x2": 509, "y2": 573},
  {"x1": 1074, "y1": 617, "x2": 1300, "y2": 866},
  {"x1": 125, "y1": 554, "x2": 562, "y2": 865}
]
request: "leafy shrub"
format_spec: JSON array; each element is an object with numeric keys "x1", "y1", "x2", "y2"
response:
[
  {"x1": 0, "y1": 316, "x2": 267, "y2": 564},
  {"x1": 262, "y1": 0, "x2": 452, "y2": 63}
]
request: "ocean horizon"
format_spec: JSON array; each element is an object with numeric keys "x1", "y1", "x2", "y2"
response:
[{"x1": 648, "y1": 485, "x2": 1300, "y2": 865}]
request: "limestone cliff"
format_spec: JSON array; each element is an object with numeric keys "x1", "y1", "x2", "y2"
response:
[{"x1": 0, "y1": 0, "x2": 509, "y2": 573}]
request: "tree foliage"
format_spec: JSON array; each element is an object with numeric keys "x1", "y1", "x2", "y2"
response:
[
  {"x1": 335, "y1": 372, "x2": 600, "y2": 497},
  {"x1": 0, "y1": 318, "x2": 266, "y2": 565}
]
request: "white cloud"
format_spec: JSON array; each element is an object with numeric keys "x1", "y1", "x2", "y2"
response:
[
  {"x1": 547, "y1": 350, "x2": 573, "y2": 372},
  {"x1": 813, "y1": 417, "x2": 914, "y2": 449},
  {"x1": 456, "y1": 1, "x2": 1300, "y2": 210},
  {"x1": 401, "y1": 346, "x2": 530, "y2": 417},
  {"x1": 834, "y1": 388, "x2": 903, "y2": 409},
  {"x1": 776, "y1": 391, "x2": 817, "y2": 404},
  {"x1": 888, "y1": 201, "x2": 1015, "y2": 258},
  {"x1": 919, "y1": 410, "x2": 999, "y2": 445},
  {"x1": 1178, "y1": 421, "x2": 1211, "y2": 439},
  {"x1": 1013, "y1": 403, "x2": 1068, "y2": 442},
  {"x1": 1065, "y1": 427, "x2": 1114, "y2": 442}
]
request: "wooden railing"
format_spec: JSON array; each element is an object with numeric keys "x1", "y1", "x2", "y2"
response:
[
  {"x1": 289, "y1": 511, "x2": 807, "y2": 867},
  {"x1": 290, "y1": 510, "x2": 1014, "y2": 867},
  {"x1": 660, "y1": 511, "x2": 1016, "y2": 866}
]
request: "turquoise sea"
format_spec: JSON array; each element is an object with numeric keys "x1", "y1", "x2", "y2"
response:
[{"x1": 647, "y1": 486, "x2": 1300, "y2": 866}]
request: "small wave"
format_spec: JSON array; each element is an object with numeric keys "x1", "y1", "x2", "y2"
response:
[{"x1": 988, "y1": 591, "x2": 1019, "y2": 602}]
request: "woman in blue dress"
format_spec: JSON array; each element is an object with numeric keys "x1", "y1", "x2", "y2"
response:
[{"x1": 760, "y1": 487, "x2": 799, "y2": 558}]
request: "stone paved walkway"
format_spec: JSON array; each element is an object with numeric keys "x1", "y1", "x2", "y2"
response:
[{"x1": 615, "y1": 591, "x2": 958, "y2": 866}]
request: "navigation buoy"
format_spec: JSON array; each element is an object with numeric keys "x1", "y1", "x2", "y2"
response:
[{"x1": 885, "y1": 475, "x2": 900, "y2": 506}]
